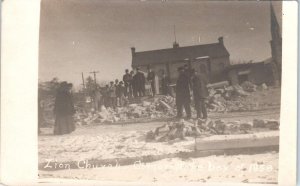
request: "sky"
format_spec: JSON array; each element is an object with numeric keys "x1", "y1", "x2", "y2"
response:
[{"x1": 39, "y1": 0, "x2": 280, "y2": 88}]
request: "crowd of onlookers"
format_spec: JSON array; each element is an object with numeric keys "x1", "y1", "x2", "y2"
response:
[
  {"x1": 90, "y1": 64, "x2": 209, "y2": 121},
  {"x1": 40, "y1": 64, "x2": 210, "y2": 135},
  {"x1": 91, "y1": 67, "x2": 173, "y2": 110}
]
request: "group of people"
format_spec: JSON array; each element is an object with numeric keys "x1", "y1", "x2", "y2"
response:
[
  {"x1": 46, "y1": 64, "x2": 208, "y2": 135},
  {"x1": 122, "y1": 67, "x2": 158, "y2": 98},
  {"x1": 176, "y1": 65, "x2": 208, "y2": 119},
  {"x1": 92, "y1": 67, "x2": 162, "y2": 110}
]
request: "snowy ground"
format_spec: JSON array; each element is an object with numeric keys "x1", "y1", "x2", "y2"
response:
[
  {"x1": 39, "y1": 153, "x2": 278, "y2": 183},
  {"x1": 38, "y1": 108, "x2": 279, "y2": 183}
]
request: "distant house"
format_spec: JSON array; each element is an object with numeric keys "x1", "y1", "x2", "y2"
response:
[
  {"x1": 226, "y1": 58, "x2": 276, "y2": 86},
  {"x1": 131, "y1": 37, "x2": 230, "y2": 93},
  {"x1": 226, "y1": 2, "x2": 282, "y2": 87}
]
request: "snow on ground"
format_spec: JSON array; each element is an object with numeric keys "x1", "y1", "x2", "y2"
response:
[
  {"x1": 39, "y1": 130, "x2": 195, "y2": 164},
  {"x1": 39, "y1": 152, "x2": 278, "y2": 183}
]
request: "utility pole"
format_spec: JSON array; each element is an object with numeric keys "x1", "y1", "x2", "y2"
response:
[
  {"x1": 81, "y1": 72, "x2": 85, "y2": 89},
  {"x1": 90, "y1": 71, "x2": 99, "y2": 85},
  {"x1": 173, "y1": 25, "x2": 177, "y2": 43}
]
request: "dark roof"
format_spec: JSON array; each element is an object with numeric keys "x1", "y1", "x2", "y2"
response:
[{"x1": 132, "y1": 43, "x2": 230, "y2": 67}]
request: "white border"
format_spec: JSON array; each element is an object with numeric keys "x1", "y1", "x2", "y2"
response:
[{"x1": 0, "y1": 0, "x2": 297, "y2": 185}]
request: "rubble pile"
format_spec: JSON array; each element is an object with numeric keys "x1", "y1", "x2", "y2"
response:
[
  {"x1": 41, "y1": 81, "x2": 278, "y2": 126},
  {"x1": 74, "y1": 96, "x2": 177, "y2": 125},
  {"x1": 241, "y1": 81, "x2": 257, "y2": 92},
  {"x1": 146, "y1": 118, "x2": 280, "y2": 142},
  {"x1": 206, "y1": 81, "x2": 272, "y2": 113}
]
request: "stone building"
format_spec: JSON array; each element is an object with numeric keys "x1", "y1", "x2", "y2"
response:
[{"x1": 131, "y1": 37, "x2": 230, "y2": 93}]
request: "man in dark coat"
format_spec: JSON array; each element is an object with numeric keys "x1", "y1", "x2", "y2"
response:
[
  {"x1": 147, "y1": 67, "x2": 156, "y2": 97},
  {"x1": 191, "y1": 69, "x2": 209, "y2": 119},
  {"x1": 131, "y1": 70, "x2": 137, "y2": 98},
  {"x1": 176, "y1": 67, "x2": 191, "y2": 119},
  {"x1": 134, "y1": 68, "x2": 146, "y2": 97},
  {"x1": 53, "y1": 82, "x2": 76, "y2": 135},
  {"x1": 109, "y1": 81, "x2": 117, "y2": 109},
  {"x1": 123, "y1": 69, "x2": 132, "y2": 98},
  {"x1": 116, "y1": 81, "x2": 126, "y2": 107}
]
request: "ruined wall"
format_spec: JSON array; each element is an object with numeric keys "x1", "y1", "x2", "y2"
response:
[
  {"x1": 249, "y1": 64, "x2": 274, "y2": 85},
  {"x1": 228, "y1": 69, "x2": 239, "y2": 85},
  {"x1": 210, "y1": 57, "x2": 229, "y2": 83}
]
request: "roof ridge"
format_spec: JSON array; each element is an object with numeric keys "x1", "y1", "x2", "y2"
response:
[{"x1": 135, "y1": 42, "x2": 221, "y2": 54}]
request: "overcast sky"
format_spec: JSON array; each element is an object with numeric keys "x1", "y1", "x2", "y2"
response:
[{"x1": 39, "y1": 0, "x2": 280, "y2": 88}]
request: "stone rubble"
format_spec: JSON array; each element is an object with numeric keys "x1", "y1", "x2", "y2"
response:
[
  {"x1": 41, "y1": 81, "x2": 278, "y2": 126},
  {"x1": 145, "y1": 118, "x2": 280, "y2": 142}
]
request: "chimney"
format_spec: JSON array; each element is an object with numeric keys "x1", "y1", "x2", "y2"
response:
[
  {"x1": 131, "y1": 47, "x2": 136, "y2": 56},
  {"x1": 218, "y1": 37, "x2": 224, "y2": 45}
]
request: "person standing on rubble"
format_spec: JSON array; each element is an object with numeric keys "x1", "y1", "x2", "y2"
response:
[
  {"x1": 53, "y1": 82, "x2": 76, "y2": 135},
  {"x1": 109, "y1": 81, "x2": 117, "y2": 109},
  {"x1": 123, "y1": 69, "x2": 132, "y2": 98},
  {"x1": 93, "y1": 86, "x2": 102, "y2": 111},
  {"x1": 147, "y1": 66, "x2": 156, "y2": 97},
  {"x1": 134, "y1": 68, "x2": 146, "y2": 97},
  {"x1": 116, "y1": 81, "x2": 126, "y2": 107},
  {"x1": 103, "y1": 84, "x2": 110, "y2": 107},
  {"x1": 130, "y1": 70, "x2": 136, "y2": 98},
  {"x1": 176, "y1": 67, "x2": 191, "y2": 119},
  {"x1": 191, "y1": 69, "x2": 209, "y2": 119}
]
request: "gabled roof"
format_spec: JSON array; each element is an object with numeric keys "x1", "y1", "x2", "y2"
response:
[{"x1": 132, "y1": 42, "x2": 230, "y2": 67}]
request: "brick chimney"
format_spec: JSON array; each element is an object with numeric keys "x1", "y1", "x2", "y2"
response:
[
  {"x1": 218, "y1": 37, "x2": 224, "y2": 45},
  {"x1": 131, "y1": 47, "x2": 136, "y2": 56}
]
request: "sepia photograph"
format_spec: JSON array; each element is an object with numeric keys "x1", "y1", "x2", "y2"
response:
[{"x1": 36, "y1": 0, "x2": 284, "y2": 184}]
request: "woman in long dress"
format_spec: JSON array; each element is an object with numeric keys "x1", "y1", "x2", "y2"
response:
[{"x1": 53, "y1": 82, "x2": 76, "y2": 135}]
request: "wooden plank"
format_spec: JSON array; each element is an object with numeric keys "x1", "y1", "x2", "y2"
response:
[{"x1": 195, "y1": 133, "x2": 279, "y2": 151}]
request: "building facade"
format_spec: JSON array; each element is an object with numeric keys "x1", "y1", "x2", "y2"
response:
[
  {"x1": 131, "y1": 37, "x2": 230, "y2": 92},
  {"x1": 226, "y1": 58, "x2": 275, "y2": 86}
]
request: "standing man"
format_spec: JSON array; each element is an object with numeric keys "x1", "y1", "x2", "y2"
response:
[
  {"x1": 176, "y1": 67, "x2": 191, "y2": 119},
  {"x1": 191, "y1": 69, "x2": 209, "y2": 119},
  {"x1": 93, "y1": 86, "x2": 102, "y2": 111},
  {"x1": 102, "y1": 85, "x2": 109, "y2": 107},
  {"x1": 53, "y1": 82, "x2": 76, "y2": 135},
  {"x1": 116, "y1": 81, "x2": 126, "y2": 107},
  {"x1": 147, "y1": 67, "x2": 156, "y2": 97},
  {"x1": 123, "y1": 69, "x2": 132, "y2": 98},
  {"x1": 134, "y1": 68, "x2": 146, "y2": 97},
  {"x1": 109, "y1": 81, "x2": 117, "y2": 109},
  {"x1": 131, "y1": 70, "x2": 137, "y2": 98}
]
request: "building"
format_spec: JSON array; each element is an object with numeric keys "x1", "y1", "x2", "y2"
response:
[
  {"x1": 227, "y1": 2, "x2": 282, "y2": 87},
  {"x1": 131, "y1": 37, "x2": 230, "y2": 92},
  {"x1": 226, "y1": 58, "x2": 275, "y2": 86}
]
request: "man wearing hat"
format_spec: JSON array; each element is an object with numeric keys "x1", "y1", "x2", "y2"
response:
[
  {"x1": 123, "y1": 69, "x2": 132, "y2": 98},
  {"x1": 134, "y1": 67, "x2": 146, "y2": 97},
  {"x1": 191, "y1": 69, "x2": 209, "y2": 119},
  {"x1": 147, "y1": 66, "x2": 156, "y2": 97},
  {"x1": 109, "y1": 81, "x2": 117, "y2": 109},
  {"x1": 116, "y1": 81, "x2": 126, "y2": 106},
  {"x1": 175, "y1": 66, "x2": 191, "y2": 119}
]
